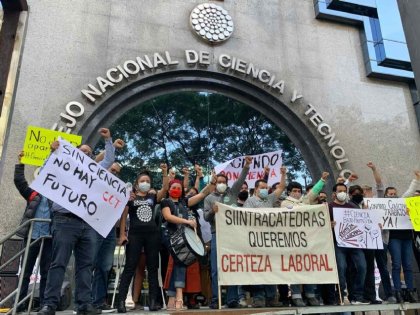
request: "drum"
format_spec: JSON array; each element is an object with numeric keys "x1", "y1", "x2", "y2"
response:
[{"x1": 169, "y1": 226, "x2": 205, "y2": 266}]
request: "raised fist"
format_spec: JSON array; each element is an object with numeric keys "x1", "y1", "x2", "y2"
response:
[
  {"x1": 244, "y1": 156, "x2": 252, "y2": 166},
  {"x1": 367, "y1": 161, "x2": 376, "y2": 170},
  {"x1": 280, "y1": 166, "x2": 287, "y2": 175},
  {"x1": 321, "y1": 172, "x2": 329, "y2": 180},
  {"x1": 18, "y1": 151, "x2": 24, "y2": 163},
  {"x1": 113, "y1": 139, "x2": 125, "y2": 149},
  {"x1": 99, "y1": 128, "x2": 111, "y2": 139}
]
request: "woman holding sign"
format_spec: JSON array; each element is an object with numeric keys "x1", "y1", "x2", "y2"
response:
[
  {"x1": 161, "y1": 177, "x2": 216, "y2": 311},
  {"x1": 117, "y1": 165, "x2": 169, "y2": 313}
]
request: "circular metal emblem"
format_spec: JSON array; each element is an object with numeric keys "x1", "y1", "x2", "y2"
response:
[{"x1": 190, "y1": 3, "x2": 234, "y2": 43}]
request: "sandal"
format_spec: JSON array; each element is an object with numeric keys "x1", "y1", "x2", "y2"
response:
[
  {"x1": 166, "y1": 297, "x2": 176, "y2": 311},
  {"x1": 175, "y1": 299, "x2": 187, "y2": 311}
]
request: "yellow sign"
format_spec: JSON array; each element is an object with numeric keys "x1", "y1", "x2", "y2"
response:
[
  {"x1": 21, "y1": 126, "x2": 82, "y2": 166},
  {"x1": 406, "y1": 196, "x2": 420, "y2": 232}
]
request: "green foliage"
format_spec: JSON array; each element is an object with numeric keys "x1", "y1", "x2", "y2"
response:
[{"x1": 102, "y1": 92, "x2": 310, "y2": 186}]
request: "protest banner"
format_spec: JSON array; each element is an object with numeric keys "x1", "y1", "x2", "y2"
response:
[
  {"x1": 365, "y1": 198, "x2": 412, "y2": 230},
  {"x1": 30, "y1": 139, "x2": 130, "y2": 237},
  {"x1": 21, "y1": 126, "x2": 82, "y2": 166},
  {"x1": 215, "y1": 203, "x2": 338, "y2": 285},
  {"x1": 214, "y1": 150, "x2": 282, "y2": 188},
  {"x1": 333, "y1": 208, "x2": 384, "y2": 249},
  {"x1": 405, "y1": 196, "x2": 420, "y2": 231}
]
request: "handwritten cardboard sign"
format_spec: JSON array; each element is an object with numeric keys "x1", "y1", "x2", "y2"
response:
[
  {"x1": 365, "y1": 198, "x2": 412, "y2": 230},
  {"x1": 30, "y1": 139, "x2": 130, "y2": 237},
  {"x1": 214, "y1": 150, "x2": 283, "y2": 188},
  {"x1": 21, "y1": 126, "x2": 82, "y2": 166},
  {"x1": 333, "y1": 208, "x2": 384, "y2": 249}
]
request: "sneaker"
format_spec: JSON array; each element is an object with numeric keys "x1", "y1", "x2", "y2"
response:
[
  {"x1": 97, "y1": 305, "x2": 116, "y2": 313},
  {"x1": 386, "y1": 296, "x2": 397, "y2": 304},
  {"x1": 395, "y1": 291, "x2": 404, "y2": 303},
  {"x1": 292, "y1": 298, "x2": 305, "y2": 307},
  {"x1": 306, "y1": 297, "x2": 320, "y2": 306},
  {"x1": 77, "y1": 305, "x2": 97, "y2": 315},
  {"x1": 37, "y1": 305, "x2": 55, "y2": 315},
  {"x1": 209, "y1": 302, "x2": 219, "y2": 309},
  {"x1": 266, "y1": 298, "x2": 283, "y2": 307},
  {"x1": 251, "y1": 299, "x2": 265, "y2": 308},
  {"x1": 370, "y1": 300, "x2": 382, "y2": 304},
  {"x1": 350, "y1": 299, "x2": 370, "y2": 305},
  {"x1": 238, "y1": 298, "x2": 248, "y2": 308}
]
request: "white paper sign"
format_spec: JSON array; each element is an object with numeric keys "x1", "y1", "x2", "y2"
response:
[
  {"x1": 215, "y1": 203, "x2": 339, "y2": 285},
  {"x1": 365, "y1": 198, "x2": 413, "y2": 230},
  {"x1": 214, "y1": 150, "x2": 282, "y2": 188},
  {"x1": 30, "y1": 139, "x2": 130, "y2": 237},
  {"x1": 333, "y1": 208, "x2": 384, "y2": 249}
]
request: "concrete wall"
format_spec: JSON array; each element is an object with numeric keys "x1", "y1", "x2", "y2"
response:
[{"x1": 0, "y1": 0, "x2": 419, "y2": 236}]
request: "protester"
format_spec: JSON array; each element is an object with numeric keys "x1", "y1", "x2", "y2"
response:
[
  {"x1": 92, "y1": 163, "x2": 123, "y2": 313},
  {"x1": 363, "y1": 162, "x2": 396, "y2": 303},
  {"x1": 329, "y1": 183, "x2": 368, "y2": 305},
  {"x1": 38, "y1": 128, "x2": 115, "y2": 315},
  {"x1": 386, "y1": 171, "x2": 420, "y2": 303},
  {"x1": 243, "y1": 167, "x2": 286, "y2": 308},
  {"x1": 161, "y1": 177, "x2": 216, "y2": 310},
  {"x1": 412, "y1": 190, "x2": 420, "y2": 275},
  {"x1": 204, "y1": 156, "x2": 252, "y2": 309},
  {"x1": 280, "y1": 172, "x2": 329, "y2": 307},
  {"x1": 117, "y1": 165, "x2": 169, "y2": 312},
  {"x1": 14, "y1": 151, "x2": 53, "y2": 312}
]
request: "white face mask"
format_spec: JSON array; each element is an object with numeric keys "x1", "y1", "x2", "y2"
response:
[
  {"x1": 290, "y1": 192, "x2": 302, "y2": 200},
  {"x1": 336, "y1": 192, "x2": 347, "y2": 202},
  {"x1": 137, "y1": 182, "x2": 150, "y2": 193},
  {"x1": 216, "y1": 183, "x2": 227, "y2": 193}
]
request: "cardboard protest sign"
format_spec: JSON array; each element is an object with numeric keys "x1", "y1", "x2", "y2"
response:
[
  {"x1": 214, "y1": 150, "x2": 282, "y2": 188},
  {"x1": 405, "y1": 196, "x2": 420, "y2": 231},
  {"x1": 365, "y1": 198, "x2": 412, "y2": 230},
  {"x1": 215, "y1": 203, "x2": 338, "y2": 285},
  {"x1": 30, "y1": 139, "x2": 130, "y2": 237},
  {"x1": 21, "y1": 126, "x2": 82, "y2": 166},
  {"x1": 333, "y1": 208, "x2": 384, "y2": 249}
]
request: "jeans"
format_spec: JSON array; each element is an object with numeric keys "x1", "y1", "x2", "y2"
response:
[
  {"x1": 118, "y1": 231, "x2": 160, "y2": 304},
  {"x1": 290, "y1": 284, "x2": 316, "y2": 299},
  {"x1": 363, "y1": 249, "x2": 376, "y2": 301},
  {"x1": 167, "y1": 262, "x2": 186, "y2": 297},
  {"x1": 375, "y1": 243, "x2": 393, "y2": 298},
  {"x1": 18, "y1": 238, "x2": 52, "y2": 306},
  {"x1": 43, "y1": 214, "x2": 97, "y2": 309},
  {"x1": 335, "y1": 245, "x2": 366, "y2": 301},
  {"x1": 388, "y1": 238, "x2": 414, "y2": 290},
  {"x1": 92, "y1": 227, "x2": 116, "y2": 306},
  {"x1": 210, "y1": 233, "x2": 238, "y2": 304}
]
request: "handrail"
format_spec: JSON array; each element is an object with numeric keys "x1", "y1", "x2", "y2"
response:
[{"x1": 0, "y1": 218, "x2": 51, "y2": 315}]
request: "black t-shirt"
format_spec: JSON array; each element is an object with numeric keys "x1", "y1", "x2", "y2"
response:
[
  {"x1": 161, "y1": 198, "x2": 189, "y2": 232},
  {"x1": 126, "y1": 193, "x2": 159, "y2": 233}
]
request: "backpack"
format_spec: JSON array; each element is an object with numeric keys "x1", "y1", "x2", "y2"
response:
[{"x1": 16, "y1": 192, "x2": 41, "y2": 238}]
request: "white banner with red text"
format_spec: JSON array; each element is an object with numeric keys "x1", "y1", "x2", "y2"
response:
[
  {"x1": 30, "y1": 139, "x2": 130, "y2": 237},
  {"x1": 214, "y1": 150, "x2": 282, "y2": 188},
  {"x1": 215, "y1": 203, "x2": 339, "y2": 285}
]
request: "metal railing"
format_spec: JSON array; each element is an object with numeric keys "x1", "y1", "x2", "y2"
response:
[{"x1": 0, "y1": 218, "x2": 51, "y2": 315}]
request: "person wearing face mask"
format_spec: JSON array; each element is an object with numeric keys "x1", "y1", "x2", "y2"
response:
[
  {"x1": 243, "y1": 167, "x2": 287, "y2": 308},
  {"x1": 203, "y1": 156, "x2": 252, "y2": 309},
  {"x1": 161, "y1": 179, "x2": 216, "y2": 310},
  {"x1": 280, "y1": 172, "x2": 329, "y2": 307},
  {"x1": 117, "y1": 165, "x2": 169, "y2": 313},
  {"x1": 328, "y1": 183, "x2": 369, "y2": 305},
  {"x1": 386, "y1": 171, "x2": 420, "y2": 303},
  {"x1": 348, "y1": 185, "x2": 383, "y2": 305}
]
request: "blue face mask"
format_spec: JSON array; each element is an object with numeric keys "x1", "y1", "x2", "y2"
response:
[{"x1": 259, "y1": 188, "x2": 269, "y2": 199}]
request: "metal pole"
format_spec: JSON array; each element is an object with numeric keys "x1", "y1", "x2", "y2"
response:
[
  {"x1": 12, "y1": 221, "x2": 35, "y2": 315},
  {"x1": 111, "y1": 245, "x2": 125, "y2": 308},
  {"x1": 28, "y1": 237, "x2": 46, "y2": 314}
]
